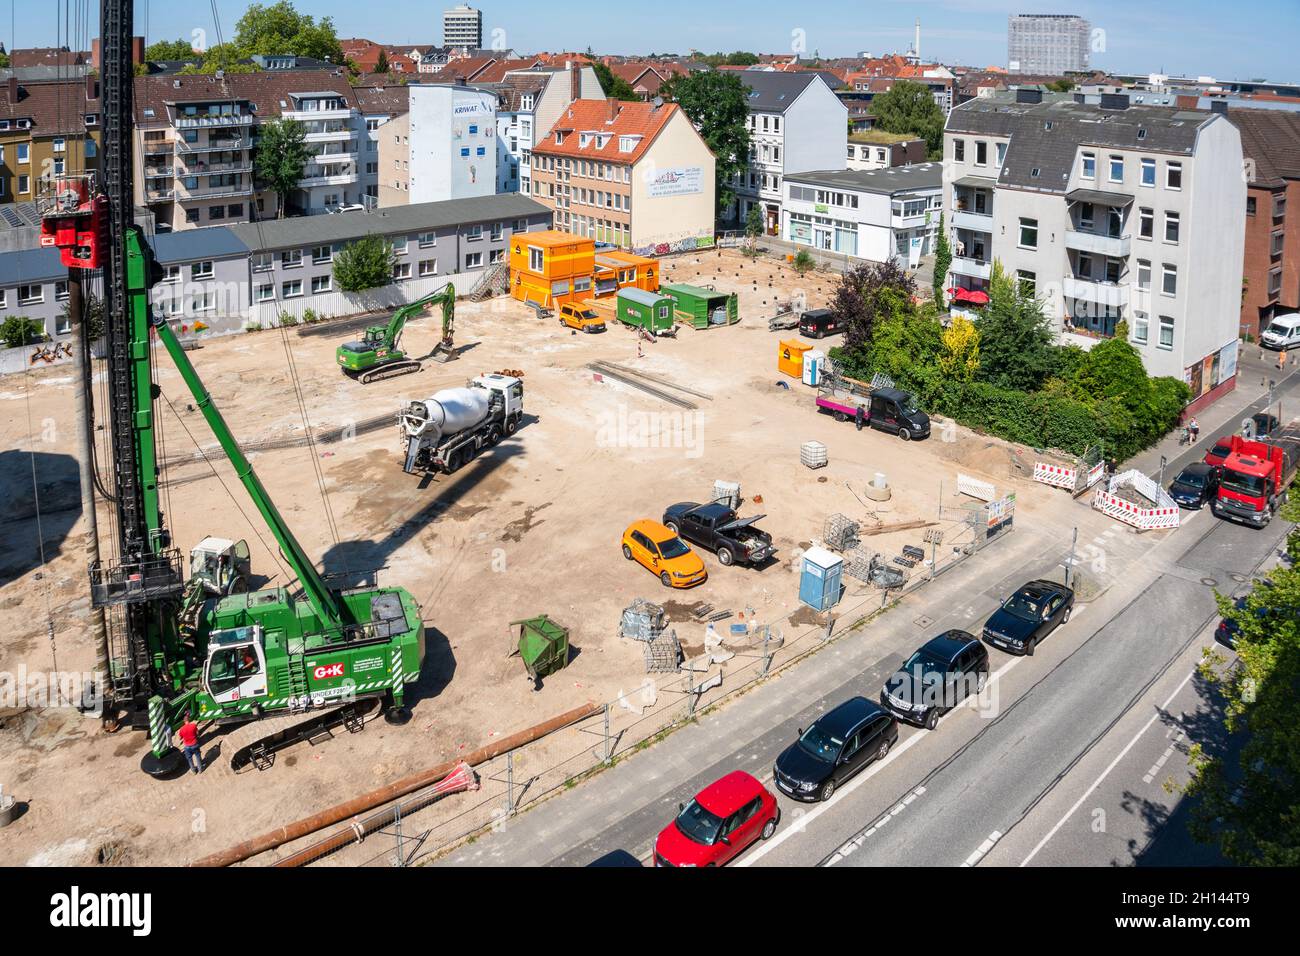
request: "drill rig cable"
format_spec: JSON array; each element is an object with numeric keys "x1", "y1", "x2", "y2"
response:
[
  {"x1": 278, "y1": 326, "x2": 341, "y2": 548},
  {"x1": 21, "y1": 354, "x2": 60, "y2": 674}
]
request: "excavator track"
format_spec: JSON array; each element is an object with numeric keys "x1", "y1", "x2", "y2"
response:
[
  {"x1": 358, "y1": 361, "x2": 423, "y2": 384},
  {"x1": 217, "y1": 696, "x2": 385, "y2": 776}
]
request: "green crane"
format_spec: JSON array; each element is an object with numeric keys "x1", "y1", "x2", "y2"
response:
[{"x1": 335, "y1": 284, "x2": 456, "y2": 383}]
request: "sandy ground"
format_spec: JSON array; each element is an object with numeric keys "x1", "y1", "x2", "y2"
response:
[{"x1": 0, "y1": 249, "x2": 1093, "y2": 866}]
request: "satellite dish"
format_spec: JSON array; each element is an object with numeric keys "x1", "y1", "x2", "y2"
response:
[{"x1": 652, "y1": 96, "x2": 664, "y2": 108}]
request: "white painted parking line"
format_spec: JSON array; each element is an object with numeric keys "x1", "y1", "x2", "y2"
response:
[
  {"x1": 824, "y1": 786, "x2": 926, "y2": 865},
  {"x1": 1143, "y1": 727, "x2": 1185, "y2": 785},
  {"x1": 962, "y1": 830, "x2": 1002, "y2": 867},
  {"x1": 1020, "y1": 667, "x2": 1198, "y2": 867}
]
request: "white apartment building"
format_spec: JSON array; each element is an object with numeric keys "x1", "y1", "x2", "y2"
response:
[
  {"x1": 732, "y1": 71, "x2": 848, "y2": 235},
  {"x1": 492, "y1": 64, "x2": 604, "y2": 194},
  {"x1": 943, "y1": 91, "x2": 1246, "y2": 402},
  {"x1": 1007, "y1": 14, "x2": 1091, "y2": 75},
  {"x1": 354, "y1": 86, "x2": 409, "y2": 209},
  {"x1": 782, "y1": 163, "x2": 942, "y2": 266},
  {"x1": 443, "y1": 6, "x2": 484, "y2": 51},
  {"x1": 379, "y1": 83, "x2": 497, "y2": 206}
]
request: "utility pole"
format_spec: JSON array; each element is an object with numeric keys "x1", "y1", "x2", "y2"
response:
[
  {"x1": 1065, "y1": 526, "x2": 1078, "y2": 588},
  {"x1": 67, "y1": 271, "x2": 112, "y2": 720},
  {"x1": 1158, "y1": 454, "x2": 1167, "y2": 491}
]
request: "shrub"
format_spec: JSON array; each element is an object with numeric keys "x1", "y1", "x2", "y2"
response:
[
  {"x1": 280, "y1": 315, "x2": 298, "y2": 327},
  {"x1": 2, "y1": 316, "x2": 47, "y2": 349},
  {"x1": 244, "y1": 321, "x2": 263, "y2": 333},
  {"x1": 301, "y1": 308, "x2": 318, "y2": 325},
  {"x1": 333, "y1": 235, "x2": 395, "y2": 292},
  {"x1": 792, "y1": 249, "x2": 815, "y2": 274}
]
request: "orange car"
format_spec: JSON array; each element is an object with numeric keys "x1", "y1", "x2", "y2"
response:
[{"x1": 622, "y1": 519, "x2": 707, "y2": 588}]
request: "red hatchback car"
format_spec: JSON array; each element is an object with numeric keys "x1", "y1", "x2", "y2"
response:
[
  {"x1": 1204, "y1": 438, "x2": 1234, "y2": 468},
  {"x1": 653, "y1": 770, "x2": 779, "y2": 866}
]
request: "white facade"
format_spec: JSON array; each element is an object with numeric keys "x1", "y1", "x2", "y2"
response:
[
  {"x1": 782, "y1": 165, "x2": 942, "y2": 266},
  {"x1": 443, "y1": 6, "x2": 484, "y2": 50},
  {"x1": 1007, "y1": 14, "x2": 1091, "y2": 75},
  {"x1": 284, "y1": 91, "x2": 365, "y2": 214},
  {"x1": 407, "y1": 85, "x2": 498, "y2": 204}
]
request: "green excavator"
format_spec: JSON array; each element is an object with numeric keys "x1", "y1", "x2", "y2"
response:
[{"x1": 335, "y1": 285, "x2": 456, "y2": 383}]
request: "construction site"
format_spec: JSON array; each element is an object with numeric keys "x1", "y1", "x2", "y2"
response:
[{"x1": 0, "y1": 230, "x2": 1132, "y2": 866}]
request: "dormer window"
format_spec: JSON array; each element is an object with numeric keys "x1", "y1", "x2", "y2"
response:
[
  {"x1": 555, "y1": 131, "x2": 567, "y2": 145},
  {"x1": 618, "y1": 135, "x2": 640, "y2": 153}
]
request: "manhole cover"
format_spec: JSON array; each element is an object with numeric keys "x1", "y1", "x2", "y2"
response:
[
  {"x1": 1200, "y1": 577, "x2": 1219, "y2": 587},
  {"x1": 1229, "y1": 573, "x2": 1248, "y2": 583},
  {"x1": 913, "y1": 615, "x2": 933, "y2": 628}
]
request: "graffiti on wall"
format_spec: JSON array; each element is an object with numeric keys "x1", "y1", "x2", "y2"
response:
[{"x1": 631, "y1": 234, "x2": 716, "y2": 258}]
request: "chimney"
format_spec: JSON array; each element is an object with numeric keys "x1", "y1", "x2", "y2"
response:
[
  {"x1": 1210, "y1": 99, "x2": 1229, "y2": 114},
  {"x1": 131, "y1": 36, "x2": 145, "y2": 66},
  {"x1": 7, "y1": 77, "x2": 17, "y2": 103},
  {"x1": 85, "y1": 73, "x2": 98, "y2": 102},
  {"x1": 607, "y1": 99, "x2": 619, "y2": 122},
  {"x1": 570, "y1": 60, "x2": 580, "y2": 102}
]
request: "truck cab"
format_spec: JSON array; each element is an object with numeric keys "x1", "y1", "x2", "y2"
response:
[
  {"x1": 558, "y1": 302, "x2": 606, "y2": 333},
  {"x1": 470, "y1": 373, "x2": 524, "y2": 425},
  {"x1": 1212, "y1": 426, "x2": 1300, "y2": 527}
]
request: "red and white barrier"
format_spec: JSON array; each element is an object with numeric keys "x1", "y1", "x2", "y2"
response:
[
  {"x1": 1091, "y1": 469, "x2": 1181, "y2": 531},
  {"x1": 1033, "y1": 462, "x2": 1076, "y2": 489}
]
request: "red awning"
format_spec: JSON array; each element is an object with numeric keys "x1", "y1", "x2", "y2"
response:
[{"x1": 948, "y1": 287, "x2": 990, "y2": 306}]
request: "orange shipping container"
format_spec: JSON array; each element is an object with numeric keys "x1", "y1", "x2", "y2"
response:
[
  {"x1": 778, "y1": 339, "x2": 813, "y2": 379},
  {"x1": 510, "y1": 230, "x2": 597, "y2": 308}
]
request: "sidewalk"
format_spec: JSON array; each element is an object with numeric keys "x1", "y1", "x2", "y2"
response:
[{"x1": 1126, "y1": 346, "x2": 1300, "y2": 479}]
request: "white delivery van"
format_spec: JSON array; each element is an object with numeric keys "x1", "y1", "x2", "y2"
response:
[{"x1": 1260, "y1": 313, "x2": 1300, "y2": 351}]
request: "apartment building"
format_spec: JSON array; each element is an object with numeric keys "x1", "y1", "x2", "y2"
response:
[
  {"x1": 1, "y1": 75, "x2": 101, "y2": 206},
  {"x1": 379, "y1": 83, "x2": 498, "y2": 206},
  {"x1": 943, "y1": 91, "x2": 1246, "y2": 406},
  {"x1": 1229, "y1": 108, "x2": 1300, "y2": 336},
  {"x1": 133, "y1": 71, "x2": 366, "y2": 230},
  {"x1": 846, "y1": 130, "x2": 927, "y2": 171},
  {"x1": 530, "y1": 98, "x2": 716, "y2": 252},
  {"x1": 731, "y1": 71, "x2": 847, "y2": 235},
  {"x1": 443, "y1": 6, "x2": 484, "y2": 51},
  {"x1": 494, "y1": 64, "x2": 605, "y2": 194},
  {"x1": 783, "y1": 164, "x2": 942, "y2": 266},
  {"x1": 1007, "y1": 14, "x2": 1092, "y2": 75},
  {"x1": 354, "y1": 85, "x2": 409, "y2": 208}
]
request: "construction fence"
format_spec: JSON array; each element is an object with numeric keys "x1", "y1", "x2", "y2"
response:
[{"x1": 273, "y1": 492, "x2": 1017, "y2": 869}]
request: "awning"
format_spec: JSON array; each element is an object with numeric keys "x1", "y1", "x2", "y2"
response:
[
  {"x1": 953, "y1": 174, "x2": 998, "y2": 189},
  {"x1": 1065, "y1": 188, "x2": 1134, "y2": 207},
  {"x1": 948, "y1": 287, "x2": 990, "y2": 305}
]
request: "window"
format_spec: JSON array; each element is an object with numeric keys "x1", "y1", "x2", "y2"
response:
[
  {"x1": 18, "y1": 174, "x2": 30, "y2": 194},
  {"x1": 185, "y1": 209, "x2": 200, "y2": 224},
  {"x1": 953, "y1": 139, "x2": 965, "y2": 162},
  {"x1": 55, "y1": 312, "x2": 71, "y2": 335},
  {"x1": 1158, "y1": 315, "x2": 1174, "y2": 349},
  {"x1": 1138, "y1": 207, "x2": 1153, "y2": 239},
  {"x1": 255, "y1": 283, "x2": 274, "y2": 302},
  {"x1": 308, "y1": 274, "x2": 330, "y2": 294},
  {"x1": 490, "y1": 249, "x2": 504, "y2": 264},
  {"x1": 1272, "y1": 231, "x2": 1285, "y2": 257},
  {"x1": 1081, "y1": 151, "x2": 1096, "y2": 179},
  {"x1": 282, "y1": 280, "x2": 302, "y2": 298},
  {"x1": 52, "y1": 137, "x2": 66, "y2": 153},
  {"x1": 1161, "y1": 264, "x2": 1177, "y2": 297},
  {"x1": 1109, "y1": 155, "x2": 1123, "y2": 183},
  {"x1": 312, "y1": 245, "x2": 332, "y2": 264},
  {"x1": 192, "y1": 291, "x2": 216, "y2": 313},
  {"x1": 192, "y1": 260, "x2": 214, "y2": 280},
  {"x1": 418, "y1": 259, "x2": 438, "y2": 277},
  {"x1": 1140, "y1": 158, "x2": 1156, "y2": 187},
  {"x1": 163, "y1": 264, "x2": 181, "y2": 284},
  {"x1": 466, "y1": 225, "x2": 483, "y2": 241},
  {"x1": 466, "y1": 252, "x2": 482, "y2": 269},
  {"x1": 1247, "y1": 196, "x2": 1257, "y2": 216},
  {"x1": 528, "y1": 246, "x2": 544, "y2": 271},
  {"x1": 17, "y1": 143, "x2": 29, "y2": 163},
  {"x1": 1164, "y1": 211, "x2": 1180, "y2": 244},
  {"x1": 210, "y1": 203, "x2": 228, "y2": 221},
  {"x1": 996, "y1": 142, "x2": 1007, "y2": 167},
  {"x1": 1132, "y1": 312, "x2": 1149, "y2": 344},
  {"x1": 1017, "y1": 270, "x2": 1036, "y2": 296},
  {"x1": 0, "y1": 289, "x2": 6, "y2": 308},
  {"x1": 281, "y1": 249, "x2": 303, "y2": 268},
  {"x1": 55, "y1": 280, "x2": 69, "y2": 301},
  {"x1": 1166, "y1": 162, "x2": 1182, "y2": 190},
  {"x1": 1137, "y1": 260, "x2": 1151, "y2": 291},
  {"x1": 491, "y1": 222, "x2": 503, "y2": 241},
  {"x1": 975, "y1": 141, "x2": 987, "y2": 166},
  {"x1": 1274, "y1": 193, "x2": 1288, "y2": 218},
  {"x1": 1079, "y1": 202, "x2": 1094, "y2": 230},
  {"x1": 419, "y1": 232, "x2": 437, "y2": 248},
  {"x1": 252, "y1": 253, "x2": 272, "y2": 272},
  {"x1": 1018, "y1": 217, "x2": 1038, "y2": 249},
  {"x1": 392, "y1": 262, "x2": 411, "y2": 280},
  {"x1": 391, "y1": 237, "x2": 408, "y2": 256}
]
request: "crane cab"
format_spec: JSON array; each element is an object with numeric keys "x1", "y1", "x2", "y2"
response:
[
  {"x1": 202, "y1": 625, "x2": 269, "y2": 710},
  {"x1": 190, "y1": 537, "x2": 251, "y2": 596}
]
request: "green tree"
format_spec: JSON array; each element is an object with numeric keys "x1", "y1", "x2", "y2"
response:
[
  {"x1": 0, "y1": 49, "x2": 10, "y2": 69},
  {"x1": 592, "y1": 61, "x2": 640, "y2": 101},
  {"x1": 870, "y1": 79, "x2": 946, "y2": 159},
  {"x1": 1, "y1": 316, "x2": 47, "y2": 349},
  {"x1": 659, "y1": 71, "x2": 751, "y2": 216},
  {"x1": 1186, "y1": 562, "x2": 1300, "y2": 865},
  {"x1": 177, "y1": 43, "x2": 260, "y2": 75},
  {"x1": 253, "y1": 118, "x2": 310, "y2": 217},
  {"x1": 333, "y1": 235, "x2": 395, "y2": 292},
  {"x1": 975, "y1": 261, "x2": 1059, "y2": 392},
  {"x1": 233, "y1": 1, "x2": 345, "y2": 64},
  {"x1": 144, "y1": 39, "x2": 198, "y2": 61},
  {"x1": 829, "y1": 260, "x2": 916, "y2": 361},
  {"x1": 932, "y1": 212, "x2": 951, "y2": 307},
  {"x1": 1046, "y1": 78, "x2": 1074, "y2": 93},
  {"x1": 373, "y1": 49, "x2": 389, "y2": 74},
  {"x1": 59, "y1": 293, "x2": 105, "y2": 341}
]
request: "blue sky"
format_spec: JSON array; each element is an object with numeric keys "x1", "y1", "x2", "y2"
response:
[{"x1": 6, "y1": 0, "x2": 1296, "y2": 81}]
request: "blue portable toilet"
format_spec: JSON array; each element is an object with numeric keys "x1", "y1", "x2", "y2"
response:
[{"x1": 799, "y1": 546, "x2": 844, "y2": 611}]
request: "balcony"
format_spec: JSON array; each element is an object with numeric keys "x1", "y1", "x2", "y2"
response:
[
  {"x1": 1064, "y1": 275, "x2": 1130, "y2": 308},
  {"x1": 142, "y1": 139, "x2": 173, "y2": 156},
  {"x1": 309, "y1": 151, "x2": 358, "y2": 165},
  {"x1": 950, "y1": 256, "x2": 992, "y2": 280},
  {"x1": 177, "y1": 183, "x2": 255, "y2": 201},
  {"x1": 173, "y1": 113, "x2": 254, "y2": 129},
  {"x1": 181, "y1": 159, "x2": 253, "y2": 176},
  {"x1": 1065, "y1": 229, "x2": 1132, "y2": 258},
  {"x1": 144, "y1": 165, "x2": 175, "y2": 178},
  {"x1": 145, "y1": 187, "x2": 175, "y2": 202},
  {"x1": 299, "y1": 171, "x2": 358, "y2": 188},
  {"x1": 283, "y1": 107, "x2": 354, "y2": 123},
  {"x1": 951, "y1": 209, "x2": 993, "y2": 233},
  {"x1": 303, "y1": 127, "x2": 355, "y2": 143},
  {"x1": 175, "y1": 137, "x2": 248, "y2": 154}
]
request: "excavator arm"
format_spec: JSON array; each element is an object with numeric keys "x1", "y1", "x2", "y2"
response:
[{"x1": 384, "y1": 284, "x2": 456, "y2": 353}]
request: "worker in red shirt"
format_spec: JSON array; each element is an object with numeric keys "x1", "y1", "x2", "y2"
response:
[{"x1": 177, "y1": 712, "x2": 203, "y2": 775}]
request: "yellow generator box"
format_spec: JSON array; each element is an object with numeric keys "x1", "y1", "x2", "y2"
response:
[{"x1": 779, "y1": 339, "x2": 813, "y2": 379}]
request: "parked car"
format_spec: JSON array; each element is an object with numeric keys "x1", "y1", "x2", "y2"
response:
[
  {"x1": 662, "y1": 501, "x2": 774, "y2": 567},
  {"x1": 622, "y1": 519, "x2": 707, "y2": 588},
  {"x1": 798, "y1": 308, "x2": 844, "y2": 339},
  {"x1": 1259, "y1": 312, "x2": 1300, "y2": 351},
  {"x1": 982, "y1": 580, "x2": 1075, "y2": 656},
  {"x1": 1215, "y1": 596, "x2": 1248, "y2": 649},
  {"x1": 881, "y1": 630, "x2": 989, "y2": 729},
  {"x1": 653, "y1": 771, "x2": 779, "y2": 866},
  {"x1": 1204, "y1": 438, "x2": 1235, "y2": 468},
  {"x1": 1169, "y1": 462, "x2": 1222, "y2": 509},
  {"x1": 773, "y1": 697, "x2": 898, "y2": 802},
  {"x1": 1250, "y1": 413, "x2": 1280, "y2": 438},
  {"x1": 558, "y1": 302, "x2": 606, "y2": 333}
]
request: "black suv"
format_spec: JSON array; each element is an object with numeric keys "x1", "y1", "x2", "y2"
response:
[
  {"x1": 773, "y1": 697, "x2": 898, "y2": 802},
  {"x1": 982, "y1": 579, "x2": 1075, "y2": 656},
  {"x1": 1169, "y1": 462, "x2": 1221, "y2": 509},
  {"x1": 881, "y1": 631, "x2": 989, "y2": 729}
]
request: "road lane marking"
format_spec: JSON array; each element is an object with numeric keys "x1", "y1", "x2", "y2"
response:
[
  {"x1": 963, "y1": 830, "x2": 1002, "y2": 867},
  {"x1": 1019, "y1": 666, "x2": 1198, "y2": 866},
  {"x1": 824, "y1": 786, "x2": 926, "y2": 865},
  {"x1": 1143, "y1": 727, "x2": 1186, "y2": 784}
]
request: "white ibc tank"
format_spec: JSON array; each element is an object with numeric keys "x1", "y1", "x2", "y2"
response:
[{"x1": 408, "y1": 387, "x2": 491, "y2": 443}]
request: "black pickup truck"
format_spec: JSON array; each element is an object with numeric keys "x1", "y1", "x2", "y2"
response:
[{"x1": 662, "y1": 502, "x2": 774, "y2": 567}]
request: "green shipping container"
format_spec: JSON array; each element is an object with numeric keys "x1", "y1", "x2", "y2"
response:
[
  {"x1": 660, "y1": 283, "x2": 740, "y2": 330},
  {"x1": 616, "y1": 288, "x2": 676, "y2": 334}
]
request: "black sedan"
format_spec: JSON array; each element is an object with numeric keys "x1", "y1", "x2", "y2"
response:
[
  {"x1": 982, "y1": 579, "x2": 1075, "y2": 656},
  {"x1": 1169, "y1": 462, "x2": 1221, "y2": 509},
  {"x1": 880, "y1": 630, "x2": 989, "y2": 729},
  {"x1": 773, "y1": 697, "x2": 898, "y2": 802}
]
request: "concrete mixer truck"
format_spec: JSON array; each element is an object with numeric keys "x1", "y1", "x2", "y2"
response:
[{"x1": 401, "y1": 373, "x2": 524, "y2": 474}]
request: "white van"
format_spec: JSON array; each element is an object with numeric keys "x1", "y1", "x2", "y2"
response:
[{"x1": 1260, "y1": 313, "x2": 1300, "y2": 351}]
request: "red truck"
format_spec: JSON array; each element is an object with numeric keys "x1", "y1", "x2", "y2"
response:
[{"x1": 1210, "y1": 422, "x2": 1300, "y2": 527}]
